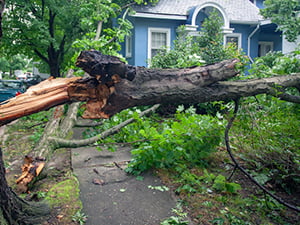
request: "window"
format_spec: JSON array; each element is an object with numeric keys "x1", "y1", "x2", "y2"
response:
[
  {"x1": 258, "y1": 41, "x2": 273, "y2": 57},
  {"x1": 125, "y1": 35, "x2": 132, "y2": 58},
  {"x1": 224, "y1": 33, "x2": 242, "y2": 49},
  {"x1": 148, "y1": 28, "x2": 171, "y2": 60}
]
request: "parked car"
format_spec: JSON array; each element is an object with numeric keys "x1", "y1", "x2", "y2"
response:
[
  {"x1": 0, "y1": 80, "x2": 26, "y2": 103},
  {"x1": 24, "y1": 75, "x2": 42, "y2": 88}
]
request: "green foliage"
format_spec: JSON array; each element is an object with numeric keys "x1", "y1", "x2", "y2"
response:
[
  {"x1": 71, "y1": 0, "x2": 132, "y2": 62},
  {"x1": 149, "y1": 26, "x2": 205, "y2": 68},
  {"x1": 249, "y1": 50, "x2": 300, "y2": 78},
  {"x1": 232, "y1": 96, "x2": 300, "y2": 193},
  {"x1": 2, "y1": 0, "x2": 152, "y2": 76},
  {"x1": 175, "y1": 169, "x2": 241, "y2": 195},
  {"x1": 161, "y1": 203, "x2": 189, "y2": 225},
  {"x1": 195, "y1": 10, "x2": 227, "y2": 64},
  {"x1": 212, "y1": 175, "x2": 241, "y2": 193},
  {"x1": 83, "y1": 107, "x2": 152, "y2": 145},
  {"x1": 20, "y1": 110, "x2": 51, "y2": 144},
  {"x1": 148, "y1": 185, "x2": 169, "y2": 192},
  {"x1": 244, "y1": 51, "x2": 300, "y2": 194},
  {"x1": 72, "y1": 211, "x2": 88, "y2": 225},
  {"x1": 261, "y1": 0, "x2": 300, "y2": 42},
  {"x1": 125, "y1": 106, "x2": 224, "y2": 174},
  {"x1": 161, "y1": 217, "x2": 188, "y2": 225},
  {"x1": 71, "y1": 0, "x2": 158, "y2": 68},
  {"x1": 0, "y1": 55, "x2": 29, "y2": 77},
  {"x1": 150, "y1": 10, "x2": 248, "y2": 72},
  {"x1": 2, "y1": 0, "x2": 87, "y2": 76}
]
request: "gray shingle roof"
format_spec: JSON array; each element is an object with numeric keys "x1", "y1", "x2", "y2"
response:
[{"x1": 133, "y1": 0, "x2": 263, "y2": 23}]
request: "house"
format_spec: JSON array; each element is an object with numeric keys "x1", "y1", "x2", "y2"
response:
[{"x1": 120, "y1": 0, "x2": 287, "y2": 67}]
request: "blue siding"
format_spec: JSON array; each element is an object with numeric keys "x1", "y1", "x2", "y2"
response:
[
  {"x1": 258, "y1": 31, "x2": 282, "y2": 52},
  {"x1": 196, "y1": 12, "x2": 208, "y2": 30},
  {"x1": 230, "y1": 24, "x2": 259, "y2": 59},
  {"x1": 131, "y1": 18, "x2": 184, "y2": 67},
  {"x1": 120, "y1": 0, "x2": 282, "y2": 67},
  {"x1": 255, "y1": 0, "x2": 265, "y2": 9}
]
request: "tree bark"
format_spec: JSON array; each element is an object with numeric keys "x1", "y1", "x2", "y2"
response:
[
  {"x1": 0, "y1": 0, "x2": 4, "y2": 38},
  {"x1": 48, "y1": 104, "x2": 160, "y2": 148},
  {"x1": 0, "y1": 50, "x2": 300, "y2": 126},
  {"x1": 0, "y1": 148, "x2": 49, "y2": 225}
]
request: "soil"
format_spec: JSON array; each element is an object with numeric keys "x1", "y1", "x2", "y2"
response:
[{"x1": 1, "y1": 121, "x2": 80, "y2": 225}]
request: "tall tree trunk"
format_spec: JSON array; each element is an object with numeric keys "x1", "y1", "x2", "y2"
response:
[
  {"x1": 48, "y1": 45, "x2": 60, "y2": 78},
  {"x1": 47, "y1": 9, "x2": 61, "y2": 78},
  {"x1": 48, "y1": 58, "x2": 60, "y2": 77},
  {"x1": 0, "y1": 148, "x2": 50, "y2": 225}
]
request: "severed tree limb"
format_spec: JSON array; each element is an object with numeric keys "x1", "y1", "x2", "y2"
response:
[
  {"x1": 0, "y1": 77, "x2": 81, "y2": 126},
  {"x1": 225, "y1": 99, "x2": 300, "y2": 213},
  {"x1": 1, "y1": 50, "x2": 300, "y2": 127},
  {"x1": 48, "y1": 104, "x2": 160, "y2": 149}
]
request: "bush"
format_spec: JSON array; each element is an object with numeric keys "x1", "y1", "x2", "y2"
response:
[
  {"x1": 232, "y1": 96, "x2": 300, "y2": 193},
  {"x1": 125, "y1": 106, "x2": 225, "y2": 174}
]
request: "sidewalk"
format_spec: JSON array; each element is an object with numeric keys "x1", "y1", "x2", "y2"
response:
[{"x1": 71, "y1": 128, "x2": 179, "y2": 225}]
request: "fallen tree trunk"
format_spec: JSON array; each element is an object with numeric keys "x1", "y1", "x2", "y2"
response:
[{"x1": 0, "y1": 50, "x2": 300, "y2": 126}]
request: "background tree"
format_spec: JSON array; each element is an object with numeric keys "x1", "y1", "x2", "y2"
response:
[
  {"x1": 1, "y1": 0, "x2": 158, "y2": 78},
  {"x1": 0, "y1": 0, "x2": 4, "y2": 38},
  {"x1": 0, "y1": 55, "x2": 28, "y2": 77},
  {"x1": 260, "y1": 0, "x2": 300, "y2": 42},
  {"x1": 2, "y1": 0, "x2": 87, "y2": 77}
]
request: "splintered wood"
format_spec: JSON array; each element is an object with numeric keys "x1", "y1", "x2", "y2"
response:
[
  {"x1": 0, "y1": 50, "x2": 242, "y2": 126},
  {"x1": 16, "y1": 155, "x2": 45, "y2": 193},
  {"x1": 0, "y1": 77, "x2": 81, "y2": 126}
]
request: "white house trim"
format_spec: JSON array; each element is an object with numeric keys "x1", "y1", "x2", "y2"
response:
[
  {"x1": 224, "y1": 33, "x2": 242, "y2": 49},
  {"x1": 190, "y1": 2, "x2": 230, "y2": 31},
  {"x1": 147, "y1": 27, "x2": 171, "y2": 66},
  {"x1": 247, "y1": 24, "x2": 260, "y2": 62},
  {"x1": 230, "y1": 20, "x2": 260, "y2": 25},
  {"x1": 132, "y1": 12, "x2": 187, "y2": 20},
  {"x1": 125, "y1": 35, "x2": 132, "y2": 58}
]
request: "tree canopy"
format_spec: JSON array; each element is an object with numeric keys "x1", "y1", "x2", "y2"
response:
[
  {"x1": 261, "y1": 0, "x2": 300, "y2": 42},
  {"x1": 0, "y1": 0, "x2": 157, "y2": 77}
]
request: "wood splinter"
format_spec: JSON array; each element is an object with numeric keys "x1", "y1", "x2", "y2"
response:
[{"x1": 16, "y1": 155, "x2": 45, "y2": 193}]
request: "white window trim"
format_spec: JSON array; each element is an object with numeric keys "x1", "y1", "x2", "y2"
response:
[
  {"x1": 224, "y1": 33, "x2": 242, "y2": 49},
  {"x1": 258, "y1": 41, "x2": 274, "y2": 56},
  {"x1": 147, "y1": 27, "x2": 171, "y2": 62},
  {"x1": 125, "y1": 35, "x2": 132, "y2": 58}
]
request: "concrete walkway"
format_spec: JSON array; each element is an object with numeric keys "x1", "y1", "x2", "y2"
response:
[{"x1": 71, "y1": 128, "x2": 179, "y2": 225}]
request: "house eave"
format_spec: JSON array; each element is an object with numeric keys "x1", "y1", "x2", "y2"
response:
[
  {"x1": 259, "y1": 19, "x2": 272, "y2": 25},
  {"x1": 230, "y1": 20, "x2": 260, "y2": 25},
  {"x1": 132, "y1": 12, "x2": 187, "y2": 20}
]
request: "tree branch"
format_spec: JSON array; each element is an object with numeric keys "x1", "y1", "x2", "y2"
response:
[
  {"x1": 48, "y1": 104, "x2": 160, "y2": 148},
  {"x1": 268, "y1": 88, "x2": 300, "y2": 104}
]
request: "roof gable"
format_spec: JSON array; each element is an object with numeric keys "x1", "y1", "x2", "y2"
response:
[{"x1": 132, "y1": 0, "x2": 263, "y2": 23}]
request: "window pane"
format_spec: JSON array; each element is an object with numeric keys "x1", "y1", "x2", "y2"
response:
[
  {"x1": 152, "y1": 32, "x2": 167, "y2": 48},
  {"x1": 226, "y1": 36, "x2": 239, "y2": 48}
]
